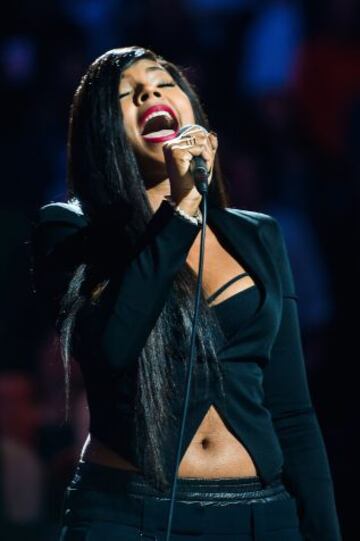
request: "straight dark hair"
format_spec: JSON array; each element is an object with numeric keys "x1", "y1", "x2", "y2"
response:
[{"x1": 60, "y1": 46, "x2": 232, "y2": 491}]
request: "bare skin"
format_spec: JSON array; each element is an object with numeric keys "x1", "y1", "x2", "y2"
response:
[{"x1": 80, "y1": 58, "x2": 258, "y2": 478}]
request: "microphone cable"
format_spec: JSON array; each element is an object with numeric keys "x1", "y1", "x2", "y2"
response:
[{"x1": 164, "y1": 166, "x2": 209, "y2": 541}]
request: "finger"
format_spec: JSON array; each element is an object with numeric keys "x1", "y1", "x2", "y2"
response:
[
  {"x1": 167, "y1": 141, "x2": 211, "y2": 151},
  {"x1": 172, "y1": 140, "x2": 215, "y2": 166},
  {"x1": 192, "y1": 131, "x2": 217, "y2": 154},
  {"x1": 164, "y1": 134, "x2": 216, "y2": 167},
  {"x1": 176, "y1": 134, "x2": 214, "y2": 155},
  {"x1": 203, "y1": 135, "x2": 216, "y2": 153},
  {"x1": 177, "y1": 134, "x2": 207, "y2": 148},
  {"x1": 189, "y1": 147, "x2": 213, "y2": 170},
  {"x1": 168, "y1": 143, "x2": 209, "y2": 156},
  {"x1": 177, "y1": 128, "x2": 208, "y2": 142},
  {"x1": 201, "y1": 139, "x2": 217, "y2": 169},
  {"x1": 163, "y1": 135, "x2": 205, "y2": 152},
  {"x1": 209, "y1": 132, "x2": 218, "y2": 150}
]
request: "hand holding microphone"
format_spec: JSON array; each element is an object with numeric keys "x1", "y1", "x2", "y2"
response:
[{"x1": 162, "y1": 124, "x2": 218, "y2": 213}]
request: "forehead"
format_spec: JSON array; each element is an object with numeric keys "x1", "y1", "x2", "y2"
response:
[{"x1": 120, "y1": 58, "x2": 167, "y2": 81}]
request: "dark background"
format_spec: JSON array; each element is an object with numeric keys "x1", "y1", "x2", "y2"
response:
[{"x1": 1, "y1": 0, "x2": 358, "y2": 539}]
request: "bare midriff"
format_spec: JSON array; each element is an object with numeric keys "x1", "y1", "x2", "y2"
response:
[
  {"x1": 81, "y1": 404, "x2": 257, "y2": 478},
  {"x1": 81, "y1": 225, "x2": 258, "y2": 479}
]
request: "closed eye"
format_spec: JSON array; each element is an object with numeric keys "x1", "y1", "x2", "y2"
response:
[{"x1": 119, "y1": 82, "x2": 176, "y2": 99}]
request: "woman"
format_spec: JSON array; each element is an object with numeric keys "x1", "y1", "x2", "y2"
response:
[{"x1": 30, "y1": 46, "x2": 342, "y2": 540}]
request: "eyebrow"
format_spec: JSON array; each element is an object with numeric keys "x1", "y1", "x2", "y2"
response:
[
  {"x1": 146, "y1": 66, "x2": 166, "y2": 72},
  {"x1": 120, "y1": 66, "x2": 167, "y2": 79}
]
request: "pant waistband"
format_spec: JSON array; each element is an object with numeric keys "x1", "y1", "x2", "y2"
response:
[
  {"x1": 70, "y1": 461, "x2": 287, "y2": 502},
  {"x1": 62, "y1": 462, "x2": 298, "y2": 536}
]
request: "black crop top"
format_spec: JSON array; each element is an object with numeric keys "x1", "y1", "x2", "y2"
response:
[
  {"x1": 209, "y1": 272, "x2": 261, "y2": 341},
  {"x1": 30, "y1": 199, "x2": 341, "y2": 541}
]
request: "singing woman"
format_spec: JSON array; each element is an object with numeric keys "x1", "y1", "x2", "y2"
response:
[{"x1": 30, "y1": 46, "x2": 342, "y2": 540}]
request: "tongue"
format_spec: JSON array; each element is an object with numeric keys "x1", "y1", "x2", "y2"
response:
[{"x1": 142, "y1": 129, "x2": 176, "y2": 140}]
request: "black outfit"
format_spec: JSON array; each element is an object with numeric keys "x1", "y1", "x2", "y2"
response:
[{"x1": 31, "y1": 198, "x2": 342, "y2": 540}]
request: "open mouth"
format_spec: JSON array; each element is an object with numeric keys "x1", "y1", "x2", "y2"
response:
[{"x1": 139, "y1": 105, "x2": 179, "y2": 143}]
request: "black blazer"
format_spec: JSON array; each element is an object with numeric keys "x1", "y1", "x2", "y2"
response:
[{"x1": 30, "y1": 198, "x2": 342, "y2": 540}]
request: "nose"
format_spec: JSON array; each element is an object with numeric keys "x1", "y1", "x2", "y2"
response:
[{"x1": 136, "y1": 85, "x2": 162, "y2": 105}]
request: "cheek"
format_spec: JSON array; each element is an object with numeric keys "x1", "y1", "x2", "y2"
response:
[{"x1": 120, "y1": 104, "x2": 138, "y2": 142}]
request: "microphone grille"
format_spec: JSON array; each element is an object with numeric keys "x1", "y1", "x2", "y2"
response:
[{"x1": 177, "y1": 124, "x2": 209, "y2": 136}]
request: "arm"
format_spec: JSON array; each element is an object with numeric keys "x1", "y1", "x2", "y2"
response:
[
  {"x1": 31, "y1": 199, "x2": 201, "y2": 371},
  {"x1": 75, "y1": 198, "x2": 201, "y2": 372},
  {"x1": 261, "y1": 217, "x2": 342, "y2": 541}
]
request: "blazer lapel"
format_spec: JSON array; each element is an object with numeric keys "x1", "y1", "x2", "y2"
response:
[{"x1": 207, "y1": 206, "x2": 268, "y2": 312}]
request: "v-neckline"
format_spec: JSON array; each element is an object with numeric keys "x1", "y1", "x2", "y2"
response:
[
  {"x1": 206, "y1": 207, "x2": 271, "y2": 350},
  {"x1": 206, "y1": 271, "x2": 250, "y2": 304},
  {"x1": 186, "y1": 206, "x2": 268, "y2": 318}
]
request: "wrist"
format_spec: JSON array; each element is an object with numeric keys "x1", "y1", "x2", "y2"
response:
[
  {"x1": 164, "y1": 196, "x2": 202, "y2": 226},
  {"x1": 170, "y1": 195, "x2": 201, "y2": 213}
]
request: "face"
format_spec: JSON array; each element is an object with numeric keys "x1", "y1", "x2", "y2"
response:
[{"x1": 118, "y1": 58, "x2": 195, "y2": 180}]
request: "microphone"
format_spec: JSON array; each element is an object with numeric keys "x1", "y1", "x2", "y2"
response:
[
  {"x1": 177, "y1": 124, "x2": 210, "y2": 195},
  {"x1": 165, "y1": 123, "x2": 210, "y2": 541}
]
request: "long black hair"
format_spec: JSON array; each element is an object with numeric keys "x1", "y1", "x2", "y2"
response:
[{"x1": 60, "y1": 46, "x2": 232, "y2": 491}]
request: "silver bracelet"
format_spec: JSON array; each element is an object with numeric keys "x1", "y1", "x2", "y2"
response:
[{"x1": 164, "y1": 196, "x2": 203, "y2": 226}]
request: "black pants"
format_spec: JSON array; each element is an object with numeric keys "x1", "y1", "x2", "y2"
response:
[{"x1": 59, "y1": 461, "x2": 303, "y2": 540}]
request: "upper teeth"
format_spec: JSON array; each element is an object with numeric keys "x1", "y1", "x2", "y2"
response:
[{"x1": 142, "y1": 110, "x2": 173, "y2": 127}]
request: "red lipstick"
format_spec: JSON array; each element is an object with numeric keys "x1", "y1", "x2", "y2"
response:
[{"x1": 139, "y1": 104, "x2": 179, "y2": 143}]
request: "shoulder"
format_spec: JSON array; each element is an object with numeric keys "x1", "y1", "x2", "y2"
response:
[
  {"x1": 224, "y1": 206, "x2": 285, "y2": 252},
  {"x1": 31, "y1": 200, "x2": 90, "y2": 266},
  {"x1": 225, "y1": 207, "x2": 278, "y2": 231},
  {"x1": 31, "y1": 199, "x2": 88, "y2": 257},
  {"x1": 225, "y1": 207, "x2": 295, "y2": 292},
  {"x1": 35, "y1": 198, "x2": 88, "y2": 229}
]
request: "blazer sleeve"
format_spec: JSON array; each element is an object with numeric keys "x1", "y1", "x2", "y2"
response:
[
  {"x1": 261, "y1": 216, "x2": 342, "y2": 541},
  {"x1": 31, "y1": 199, "x2": 201, "y2": 371}
]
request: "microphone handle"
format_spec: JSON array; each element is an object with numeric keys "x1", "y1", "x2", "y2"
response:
[
  {"x1": 190, "y1": 156, "x2": 209, "y2": 195},
  {"x1": 176, "y1": 124, "x2": 210, "y2": 195}
]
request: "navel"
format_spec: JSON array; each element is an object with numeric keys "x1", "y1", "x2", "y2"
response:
[{"x1": 201, "y1": 437, "x2": 211, "y2": 450}]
